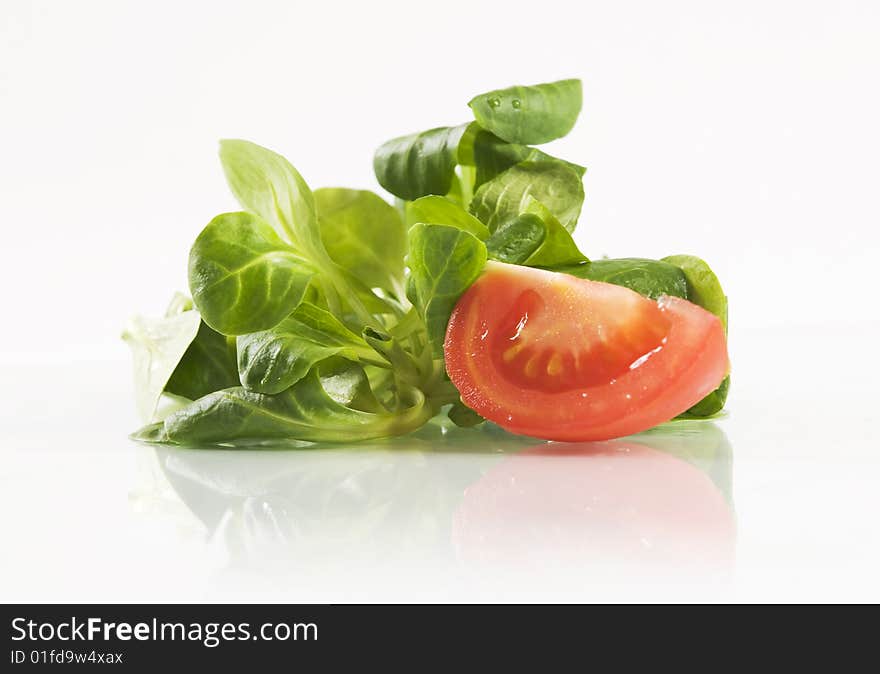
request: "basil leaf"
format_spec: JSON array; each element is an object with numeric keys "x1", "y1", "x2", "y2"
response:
[
  {"x1": 237, "y1": 302, "x2": 384, "y2": 394},
  {"x1": 468, "y1": 79, "x2": 582, "y2": 145},
  {"x1": 406, "y1": 223, "x2": 487, "y2": 355},
  {"x1": 406, "y1": 195, "x2": 489, "y2": 239},
  {"x1": 159, "y1": 367, "x2": 431, "y2": 445},
  {"x1": 313, "y1": 187, "x2": 405, "y2": 293},
  {"x1": 122, "y1": 306, "x2": 201, "y2": 422},
  {"x1": 188, "y1": 211, "x2": 314, "y2": 335},
  {"x1": 469, "y1": 160, "x2": 584, "y2": 233},
  {"x1": 564, "y1": 257, "x2": 689, "y2": 299},
  {"x1": 373, "y1": 125, "x2": 468, "y2": 201}
]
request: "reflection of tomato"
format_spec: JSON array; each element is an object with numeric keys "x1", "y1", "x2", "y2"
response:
[
  {"x1": 444, "y1": 262, "x2": 728, "y2": 441},
  {"x1": 452, "y1": 442, "x2": 736, "y2": 566}
]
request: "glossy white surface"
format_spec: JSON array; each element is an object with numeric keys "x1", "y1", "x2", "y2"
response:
[{"x1": 2, "y1": 322, "x2": 879, "y2": 603}]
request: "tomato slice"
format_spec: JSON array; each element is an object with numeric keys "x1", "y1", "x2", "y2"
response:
[{"x1": 444, "y1": 262, "x2": 729, "y2": 441}]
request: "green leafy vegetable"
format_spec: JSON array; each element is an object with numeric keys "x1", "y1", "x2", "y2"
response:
[
  {"x1": 460, "y1": 124, "x2": 585, "y2": 189},
  {"x1": 679, "y1": 376, "x2": 730, "y2": 418},
  {"x1": 661, "y1": 254, "x2": 728, "y2": 331},
  {"x1": 220, "y1": 139, "x2": 323, "y2": 256},
  {"x1": 563, "y1": 257, "x2": 688, "y2": 299},
  {"x1": 236, "y1": 302, "x2": 385, "y2": 394},
  {"x1": 188, "y1": 211, "x2": 314, "y2": 335},
  {"x1": 468, "y1": 79, "x2": 582, "y2": 145},
  {"x1": 158, "y1": 367, "x2": 431, "y2": 446},
  {"x1": 469, "y1": 161, "x2": 584, "y2": 233},
  {"x1": 405, "y1": 195, "x2": 489, "y2": 239},
  {"x1": 406, "y1": 223, "x2": 487, "y2": 355},
  {"x1": 315, "y1": 188, "x2": 406, "y2": 294},
  {"x1": 448, "y1": 401, "x2": 485, "y2": 428},
  {"x1": 373, "y1": 125, "x2": 468, "y2": 201},
  {"x1": 165, "y1": 319, "x2": 239, "y2": 402},
  {"x1": 485, "y1": 213, "x2": 545, "y2": 264},
  {"x1": 486, "y1": 201, "x2": 586, "y2": 268}
]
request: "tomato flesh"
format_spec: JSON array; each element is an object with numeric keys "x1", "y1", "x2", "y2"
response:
[{"x1": 444, "y1": 262, "x2": 729, "y2": 441}]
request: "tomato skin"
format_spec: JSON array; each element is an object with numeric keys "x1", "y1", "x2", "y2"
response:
[{"x1": 444, "y1": 263, "x2": 729, "y2": 441}]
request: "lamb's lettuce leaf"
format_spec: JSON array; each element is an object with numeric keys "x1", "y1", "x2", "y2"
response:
[
  {"x1": 188, "y1": 211, "x2": 314, "y2": 335},
  {"x1": 468, "y1": 79, "x2": 582, "y2": 145},
  {"x1": 406, "y1": 195, "x2": 489, "y2": 240},
  {"x1": 236, "y1": 302, "x2": 386, "y2": 395},
  {"x1": 373, "y1": 125, "x2": 469, "y2": 201},
  {"x1": 461, "y1": 124, "x2": 585, "y2": 188},
  {"x1": 315, "y1": 187, "x2": 406, "y2": 293},
  {"x1": 563, "y1": 257, "x2": 688, "y2": 300},
  {"x1": 406, "y1": 223, "x2": 487, "y2": 355},
  {"x1": 469, "y1": 160, "x2": 584, "y2": 233}
]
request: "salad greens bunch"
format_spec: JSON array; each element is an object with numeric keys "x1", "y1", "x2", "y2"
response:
[{"x1": 125, "y1": 79, "x2": 728, "y2": 447}]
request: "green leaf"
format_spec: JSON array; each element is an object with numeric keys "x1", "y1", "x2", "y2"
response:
[
  {"x1": 661, "y1": 254, "x2": 730, "y2": 417},
  {"x1": 362, "y1": 327, "x2": 423, "y2": 386},
  {"x1": 468, "y1": 79, "x2": 582, "y2": 145},
  {"x1": 518, "y1": 198, "x2": 588, "y2": 266},
  {"x1": 462, "y1": 124, "x2": 585, "y2": 189},
  {"x1": 122, "y1": 306, "x2": 201, "y2": 422},
  {"x1": 318, "y1": 358, "x2": 389, "y2": 414},
  {"x1": 485, "y1": 213, "x2": 545, "y2": 264},
  {"x1": 188, "y1": 211, "x2": 314, "y2": 335},
  {"x1": 158, "y1": 366, "x2": 432, "y2": 445},
  {"x1": 563, "y1": 257, "x2": 689, "y2": 300},
  {"x1": 314, "y1": 188, "x2": 406, "y2": 293},
  {"x1": 165, "y1": 319, "x2": 239, "y2": 401},
  {"x1": 219, "y1": 139, "x2": 324, "y2": 258},
  {"x1": 469, "y1": 161, "x2": 584, "y2": 233},
  {"x1": 237, "y1": 302, "x2": 382, "y2": 394},
  {"x1": 405, "y1": 195, "x2": 489, "y2": 239},
  {"x1": 373, "y1": 125, "x2": 468, "y2": 201},
  {"x1": 678, "y1": 376, "x2": 730, "y2": 418},
  {"x1": 661, "y1": 254, "x2": 728, "y2": 332},
  {"x1": 448, "y1": 401, "x2": 485, "y2": 427},
  {"x1": 406, "y1": 223, "x2": 488, "y2": 355}
]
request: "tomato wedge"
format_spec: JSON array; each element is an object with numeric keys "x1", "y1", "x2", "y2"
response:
[{"x1": 444, "y1": 262, "x2": 729, "y2": 441}]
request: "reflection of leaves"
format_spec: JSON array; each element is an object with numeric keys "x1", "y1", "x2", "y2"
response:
[{"x1": 154, "y1": 420, "x2": 537, "y2": 563}]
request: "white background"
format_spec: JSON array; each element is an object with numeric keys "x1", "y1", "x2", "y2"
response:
[{"x1": 2, "y1": 0, "x2": 880, "y2": 603}]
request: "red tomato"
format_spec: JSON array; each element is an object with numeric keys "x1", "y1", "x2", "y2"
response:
[{"x1": 444, "y1": 262, "x2": 729, "y2": 441}]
